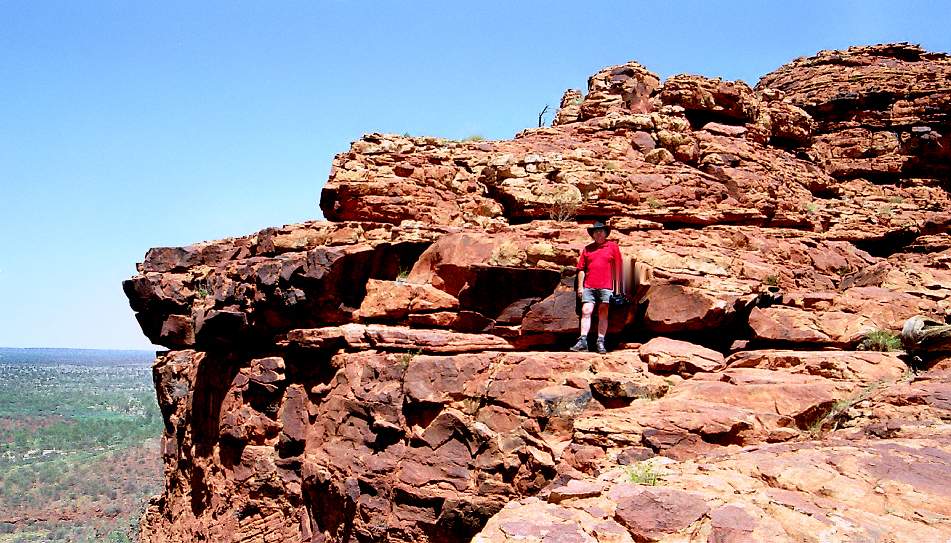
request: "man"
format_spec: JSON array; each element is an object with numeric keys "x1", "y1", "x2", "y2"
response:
[{"x1": 571, "y1": 221, "x2": 623, "y2": 354}]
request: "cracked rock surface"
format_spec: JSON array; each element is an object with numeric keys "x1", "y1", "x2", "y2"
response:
[{"x1": 127, "y1": 43, "x2": 951, "y2": 542}]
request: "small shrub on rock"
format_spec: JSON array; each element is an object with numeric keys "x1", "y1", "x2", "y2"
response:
[
  {"x1": 625, "y1": 461, "x2": 661, "y2": 486},
  {"x1": 546, "y1": 191, "x2": 581, "y2": 222},
  {"x1": 858, "y1": 329, "x2": 901, "y2": 352}
]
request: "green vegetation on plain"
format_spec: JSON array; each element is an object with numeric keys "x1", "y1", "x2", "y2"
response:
[{"x1": 0, "y1": 350, "x2": 162, "y2": 543}]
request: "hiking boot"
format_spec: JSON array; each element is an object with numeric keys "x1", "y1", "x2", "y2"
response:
[
  {"x1": 569, "y1": 337, "x2": 588, "y2": 352},
  {"x1": 596, "y1": 338, "x2": 607, "y2": 354}
]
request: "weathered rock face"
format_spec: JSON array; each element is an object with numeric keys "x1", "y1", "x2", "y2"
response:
[
  {"x1": 127, "y1": 43, "x2": 951, "y2": 542},
  {"x1": 758, "y1": 43, "x2": 951, "y2": 182}
]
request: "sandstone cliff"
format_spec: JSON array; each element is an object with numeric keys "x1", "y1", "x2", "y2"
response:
[{"x1": 125, "y1": 43, "x2": 951, "y2": 542}]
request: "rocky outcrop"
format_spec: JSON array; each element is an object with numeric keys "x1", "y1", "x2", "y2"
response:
[
  {"x1": 126, "y1": 43, "x2": 951, "y2": 542},
  {"x1": 758, "y1": 43, "x2": 951, "y2": 182}
]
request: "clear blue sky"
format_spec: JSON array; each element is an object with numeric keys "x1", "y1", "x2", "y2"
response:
[{"x1": 2, "y1": 1, "x2": 949, "y2": 349}]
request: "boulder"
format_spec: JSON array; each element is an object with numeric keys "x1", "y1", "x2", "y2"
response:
[
  {"x1": 356, "y1": 279, "x2": 459, "y2": 320},
  {"x1": 642, "y1": 285, "x2": 739, "y2": 333},
  {"x1": 748, "y1": 306, "x2": 875, "y2": 346},
  {"x1": 658, "y1": 75, "x2": 760, "y2": 123},
  {"x1": 639, "y1": 337, "x2": 725, "y2": 376},
  {"x1": 726, "y1": 349, "x2": 907, "y2": 382},
  {"x1": 579, "y1": 61, "x2": 661, "y2": 120},
  {"x1": 613, "y1": 486, "x2": 710, "y2": 541}
]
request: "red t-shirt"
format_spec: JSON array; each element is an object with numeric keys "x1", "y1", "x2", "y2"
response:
[{"x1": 577, "y1": 240, "x2": 622, "y2": 289}]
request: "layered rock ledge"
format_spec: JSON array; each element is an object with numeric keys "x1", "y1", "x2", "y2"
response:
[{"x1": 126, "y1": 43, "x2": 951, "y2": 542}]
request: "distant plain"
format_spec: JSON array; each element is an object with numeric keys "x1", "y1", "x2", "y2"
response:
[{"x1": 0, "y1": 348, "x2": 162, "y2": 543}]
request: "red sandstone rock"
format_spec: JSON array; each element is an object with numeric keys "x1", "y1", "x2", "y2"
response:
[
  {"x1": 589, "y1": 372, "x2": 670, "y2": 403},
  {"x1": 613, "y1": 485, "x2": 710, "y2": 541},
  {"x1": 726, "y1": 349, "x2": 906, "y2": 382},
  {"x1": 658, "y1": 74, "x2": 759, "y2": 123},
  {"x1": 552, "y1": 89, "x2": 583, "y2": 126},
  {"x1": 638, "y1": 337, "x2": 725, "y2": 376},
  {"x1": 578, "y1": 61, "x2": 660, "y2": 120},
  {"x1": 287, "y1": 324, "x2": 513, "y2": 354},
  {"x1": 758, "y1": 43, "x2": 951, "y2": 182},
  {"x1": 573, "y1": 368, "x2": 855, "y2": 459},
  {"x1": 547, "y1": 479, "x2": 605, "y2": 504},
  {"x1": 129, "y1": 43, "x2": 951, "y2": 543},
  {"x1": 702, "y1": 121, "x2": 747, "y2": 137},
  {"x1": 748, "y1": 306, "x2": 875, "y2": 346},
  {"x1": 356, "y1": 278, "x2": 459, "y2": 320},
  {"x1": 407, "y1": 310, "x2": 494, "y2": 332},
  {"x1": 320, "y1": 112, "x2": 839, "y2": 228},
  {"x1": 642, "y1": 284, "x2": 743, "y2": 333},
  {"x1": 476, "y1": 432, "x2": 951, "y2": 541},
  {"x1": 521, "y1": 278, "x2": 582, "y2": 334}
]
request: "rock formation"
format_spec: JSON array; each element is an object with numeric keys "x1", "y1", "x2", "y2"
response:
[{"x1": 125, "y1": 43, "x2": 951, "y2": 542}]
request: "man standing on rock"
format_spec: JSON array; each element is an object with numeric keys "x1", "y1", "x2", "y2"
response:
[{"x1": 571, "y1": 221, "x2": 623, "y2": 354}]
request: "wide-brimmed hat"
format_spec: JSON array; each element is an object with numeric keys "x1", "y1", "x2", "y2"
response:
[{"x1": 586, "y1": 221, "x2": 611, "y2": 236}]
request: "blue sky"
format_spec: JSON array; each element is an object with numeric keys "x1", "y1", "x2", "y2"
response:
[{"x1": 2, "y1": 0, "x2": 949, "y2": 349}]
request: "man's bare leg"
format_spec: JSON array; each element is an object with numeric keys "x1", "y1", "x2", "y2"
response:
[
  {"x1": 597, "y1": 303, "x2": 609, "y2": 337},
  {"x1": 596, "y1": 303, "x2": 610, "y2": 353},
  {"x1": 571, "y1": 302, "x2": 595, "y2": 351},
  {"x1": 580, "y1": 302, "x2": 594, "y2": 336}
]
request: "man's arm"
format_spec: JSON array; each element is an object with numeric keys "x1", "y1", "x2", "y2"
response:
[{"x1": 577, "y1": 248, "x2": 587, "y2": 297}]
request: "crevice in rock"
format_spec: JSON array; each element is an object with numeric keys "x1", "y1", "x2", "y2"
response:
[
  {"x1": 453, "y1": 159, "x2": 476, "y2": 175},
  {"x1": 402, "y1": 399, "x2": 444, "y2": 431},
  {"x1": 303, "y1": 476, "x2": 356, "y2": 543},
  {"x1": 770, "y1": 136, "x2": 811, "y2": 152},
  {"x1": 902, "y1": 155, "x2": 951, "y2": 184},
  {"x1": 794, "y1": 399, "x2": 838, "y2": 432},
  {"x1": 701, "y1": 428, "x2": 749, "y2": 447},
  {"x1": 480, "y1": 174, "x2": 518, "y2": 222},
  {"x1": 283, "y1": 349, "x2": 338, "y2": 389},
  {"x1": 834, "y1": 170, "x2": 909, "y2": 185},
  {"x1": 851, "y1": 227, "x2": 925, "y2": 257},
  {"x1": 589, "y1": 391, "x2": 635, "y2": 409},
  {"x1": 378, "y1": 242, "x2": 433, "y2": 281},
  {"x1": 190, "y1": 350, "x2": 243, "y2": 457},
  {"x1": 369, "y1": 424, "x2": 404, "y2": 453},
  {"x1": 357, "y1": 479, "x2": 379, "y2": 497},
  {"x1": 245, "y1": 382, "x2": 284, "y2": 419},
  {"x1": 807, "y1": 184, "x2": 841, "y2": 200},
  {"x1": 235, "y1": 502, "x2": 260, "y2": 521},
  {"x1": 278, "y1": 440, "x2": 305, "y2": 461},
  {"x1": 849, "y1": 220, "x2": 950, "y2": 257},
  {"x1": 736, "y1": 336, "x2": 858, "y2": 352},
  {"x1": 808, "y1": 90, "x2": 898, "y2": 123},
  {"x1": 632, "y1": 300, "x2": 758, "y2": 356},
  {"x1": 425, "y1": 499, "x2": 506, "y2": 543},
  {"x1": 393, "y1": 488, "x2": 445, "y2": 532},
  {"x1": 503, "y1": 214, "x2": 537, "y2": 226},
  {"x1": 459, "y1": 266, "x2": 561, "y2": 319},
  {"x1": 238, "y1": 240, "x2": 434, "y2": 348},
  {"x1": 658, "y1": 217, "x2": 768, "y2": 229},
  {"x1": 684, "y1": 110, "x2": 747, "y2": 130},
  {"x1": 219, "y1": 436, "x2": 246, "y2": 469},
  {"x1": 189, "y1": 466, "x2": 211, "y2": 516},
  {"x1": 507, "y1": 213, "x2": 848, "y2": 236}
]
